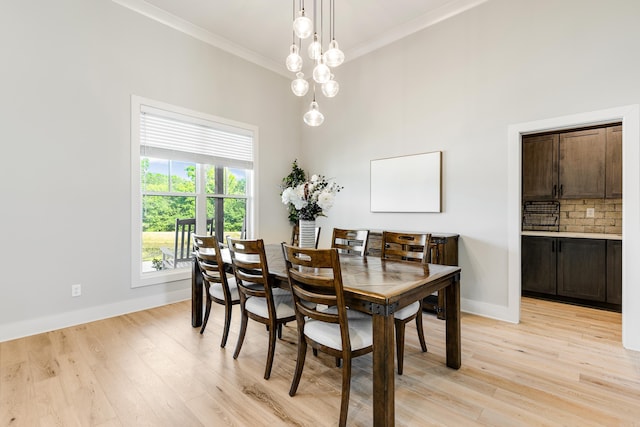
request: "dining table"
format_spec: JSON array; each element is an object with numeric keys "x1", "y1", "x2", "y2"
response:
[{"x1": 191, "y1": 244, "x2": 462, "y2": 427}]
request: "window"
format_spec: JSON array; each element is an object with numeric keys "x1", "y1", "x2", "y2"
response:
[{"x1": 131, "y1": 96, "x2": 257, "y2": 287}]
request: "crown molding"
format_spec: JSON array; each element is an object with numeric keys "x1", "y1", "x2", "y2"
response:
[
  {"x1": 345, "y1": 0, "x2": 489, "y2": 61},
  {"x1": 113, "y1": 0, "x2": 488, "y2": 77},
  {"x1": 112, "y1": 0, "x2": 287, "y2": 77}
]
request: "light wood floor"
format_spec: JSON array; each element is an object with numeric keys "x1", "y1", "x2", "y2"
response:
[{"x1": 1, "y1": 298, "x2": 639, "y2": 426}]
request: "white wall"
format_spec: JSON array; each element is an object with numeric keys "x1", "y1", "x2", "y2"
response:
[
  {"x1": 0, "y1": 0, "x2": 300, "y2": 341},
  {"x1": 302, "y1": 0, "x2": 640, "y2": 349}
]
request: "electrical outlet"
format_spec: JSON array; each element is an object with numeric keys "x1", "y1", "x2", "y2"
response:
[
  {"x1": 71, "y1": 284, "x2": 82, "y2": 297},
  {"x1": 586, "y1": 208, "x2": 595, "y2": 218}
]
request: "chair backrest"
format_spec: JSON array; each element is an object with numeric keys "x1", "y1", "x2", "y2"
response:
[
  {"x1": 173, "y1": 217, "x2": 214, "y2": 264},
  {"x1": 226, "y1": 238, "x2": 273, "y2": 303},
  {"x1": 290, "y1": 224, "x2": 322, "y2": 248},
  {"x1": 381, "y1": 231, "x2": 432, "y2": 263},
  {"x1": 331, "y1": 228, "x2": 369, "y2": 256},
  {"x1": 193, "y1": 234, "x2": 230, "y2": 299},
  {"x1": 281, "y1": 244, "x2": 351, "y2": 350}
]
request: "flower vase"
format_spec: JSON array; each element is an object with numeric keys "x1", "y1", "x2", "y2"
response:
[{"x1": 298, "y1": 219, "x2": 316, "y2": 248}]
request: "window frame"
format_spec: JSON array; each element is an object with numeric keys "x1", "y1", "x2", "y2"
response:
[{"x1": 131, "y1": 95, "x2": 258, "y2": 288}]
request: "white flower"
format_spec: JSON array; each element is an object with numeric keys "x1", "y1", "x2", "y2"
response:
[
  {"x1": 311, "y1": 174, "x2": 318, "y2": 182},
  {"x1": 317, "y1": 190, "x2": 335, "y2": 211},
  {"x1": 281, "y1": 187, "x2": 294, "y2": 205}
]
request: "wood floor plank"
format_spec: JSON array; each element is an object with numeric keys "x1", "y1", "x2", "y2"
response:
[{"x1": 2, "y1": 297, "x2": 640, "y2": 426}]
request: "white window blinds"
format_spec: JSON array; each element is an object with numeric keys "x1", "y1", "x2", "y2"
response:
[{"x1": 140, "y1": 104, "x2": 254, "y2": 169}]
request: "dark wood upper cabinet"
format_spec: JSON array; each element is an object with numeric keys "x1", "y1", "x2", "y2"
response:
[
  {"x1": 606, "y1": 125, "x2": 622, "y2": 198},
  {"x1": 523, "y1": 124, "x2": 621, "y2": 200},
  {"x1": 522, "y1": 134, "x2": 558, "y2": 200},
  {"x1": 558, "y1": 128, "x2": 606, "y2": 198}
]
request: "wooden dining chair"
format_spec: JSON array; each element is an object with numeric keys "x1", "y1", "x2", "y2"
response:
[
  {"x1": 381, "y1": 231, "x2": 432, "y2": 375},
  {"x1": 290, "y1": 223, "x2": 322, "y2": 248},
  {"x1": 227, "y1": 237, "x2": 296, "y2": 380},
  {"x1": 282, "y1": 244, "x2": 373, "y2": 427},
  {"x1": 331, "y1": 228, "x2": 369, "y2": 256},
  {"x1": 193, "y1": 234, "x2": 239, "y2": 348}
]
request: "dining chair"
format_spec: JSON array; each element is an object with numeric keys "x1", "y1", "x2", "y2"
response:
[
  {"x1": 381, "y1": 231, "x2": 432, "y2": 375},
  {"x1": 193, "y1": 234, "x2": 239, "y2": 347},
  {"x1": 290, "y1": 223, "x2": 322, "y2": 248},
  {"x1": 331, "y1": 228, "x2": 369, "y2": 256},
  {"x1": 227, "y1": 237, "x2": 296, "y2": 380},
  {"x1": 281, "y1": 244, "x2": 373, "y2": 427}
]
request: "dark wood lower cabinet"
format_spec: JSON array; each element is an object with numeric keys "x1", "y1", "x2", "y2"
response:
[
  {"x1": 606, "y1": 240, "x2": 622, "y2": 305},
  {"x1": 557, "y1": 238, "x2": 606, "y2": 301},
  {"x1": 522, "y1": 236, "x2": 557, "y2": 294},
  {"x1": 521, "y1": 236, "x2": 620, "y2": 311}
]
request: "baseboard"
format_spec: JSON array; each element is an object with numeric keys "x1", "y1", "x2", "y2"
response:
[
  {"x1": 0, "y1": 287, "x2": 192, "y2": 343},
  {"x1": 461, "y1": 297, "x2": 518, "y2": 324}
]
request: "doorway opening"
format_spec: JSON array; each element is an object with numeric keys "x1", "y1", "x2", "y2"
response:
[{"x1": 506, "y1": 104, "x2": 640, "y2": 350}]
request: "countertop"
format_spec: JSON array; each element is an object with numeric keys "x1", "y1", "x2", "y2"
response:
[{"x1": 521, "y1": 231, "x2": 622, "y2": 240}]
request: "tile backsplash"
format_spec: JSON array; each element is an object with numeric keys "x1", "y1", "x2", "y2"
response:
[{"x1": 523, "y1": 198, "x2": 622, "y2": 234}]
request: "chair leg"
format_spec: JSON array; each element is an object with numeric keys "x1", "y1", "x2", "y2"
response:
[
  {"x1": 312, "y1": 348, "x2": 318, "y2": 357},
  {"x1": 233, "y1": 308, "x2": 248, "y2": 360},
  {"x1": 264, "y1": 321, "x2": 278, "y2": 380},
  {"x1": 339, "y1": 354, "x2": 352, "y2": 427},
  {"x1": 335, "y1": 357, "x2": 341, "y2": 368},
  {"x1": 200, "y1": 297, "x2": 212, "y2": 335},
  {"x1": 289, "y1": 336, "x2": 308, "y2": 396},
  {"x1": 220, "y1": 301, "x2": 232, "y2": 348},
  {"x1": 395, "y1": 318, "x2": 406, "y2": 375},
  {"x1": 277, "y1": 323, "x2": 283, "y2": 339},
  {"x1": 415, "y1": 309, "x2": 428, "y2": 353}
]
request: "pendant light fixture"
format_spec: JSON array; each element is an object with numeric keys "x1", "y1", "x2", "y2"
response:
[
  {"x1": 324, "y1": 0, "x2": 344, "y2": 67},
  {"x1": 286, "y1": 0, "x2": 344, "y2": 126},
  {"x1": 303, "y1": 92, "x2": 324, "y2": 127}
]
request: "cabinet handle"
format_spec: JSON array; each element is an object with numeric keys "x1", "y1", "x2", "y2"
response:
[
  {"x1": 560, "y1": 184, "x2": 564, "y2": 196},
  {"x1": 552, "y1": 184, "x2": 557, "y2": 197},
  {"x1": 558, "y1": 240, "x2": 562, "y2": 252}
]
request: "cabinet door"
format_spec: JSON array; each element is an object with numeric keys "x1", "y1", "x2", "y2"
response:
[
  {"x1": 606, "y1": 125, "x2": 622, "y2": 198},
  {"x1": 557, "y1": 238, "x2": 606, "y2": 301},
  {"x1": 521, "y1": 237, "x2": 557, "y2": 294},
  {"x1": 522, "y1": 134, "x2": 558, "y2": 200},
  {"x1": 606, "y1": 240, "x2": 622, "y2": 304},
  {"x1": 558, "y1": 128, "x2": 606, "y2": 198}
]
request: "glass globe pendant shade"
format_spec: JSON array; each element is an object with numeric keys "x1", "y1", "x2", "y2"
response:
[
  {"x1": 285, "y1": 44, "x2": 303, "y2": 72},
  {"x1": 293, "y1": 11, "x2": 313, "y2": 39},
  {"x1": 313, "y1": 59, "x2": 331, "y2": 84},
  {"x1": 303, "y1": 100, "x2": 324, "y2": 126},
  {"x1": 291, "y1": 72, "x2": 309, "y2": 97},
  {"x1": 308, "y1": 35, "x2": 322, "y2": 60},
  {"x1": 321, "y1": 77, "x2": 339, "y2": 98},
  {"x1": 324, "y1": 40, "x2": 345, "y2": 67}
]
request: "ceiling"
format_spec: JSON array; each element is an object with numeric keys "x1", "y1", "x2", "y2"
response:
[{"x1": 113, "y1": 0, "x2": 487, "y2": 76}]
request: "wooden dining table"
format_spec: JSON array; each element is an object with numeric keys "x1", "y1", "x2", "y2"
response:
[{"x1": 191, "y1": 244, "x2": 462, "y2": 427}]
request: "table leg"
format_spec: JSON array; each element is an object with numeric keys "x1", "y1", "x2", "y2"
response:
[
  {"x1": 192, "y1": 258, "x2": 203, "y2": 328},
  {"x1": 372, "y1": 312, "x2": 395, "y2": 427},
  {"x1": 444, "y1": 273, "x2": 461, "y2": 369}
]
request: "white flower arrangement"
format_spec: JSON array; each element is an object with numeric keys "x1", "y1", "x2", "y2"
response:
[{"x1": 281, "y1": 174, "x2": 343, "y2": 221}]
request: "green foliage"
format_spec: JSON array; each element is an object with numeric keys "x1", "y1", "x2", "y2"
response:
[
  {"x1": 280, "y1": 159, "x2": 307, "y2": 224},
  {"x1": 224, "y1": 171, "x2": 246, "y2": 231},
  {"x1": 142, "y1": 161, "x2": 247, "y2": 233}
]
